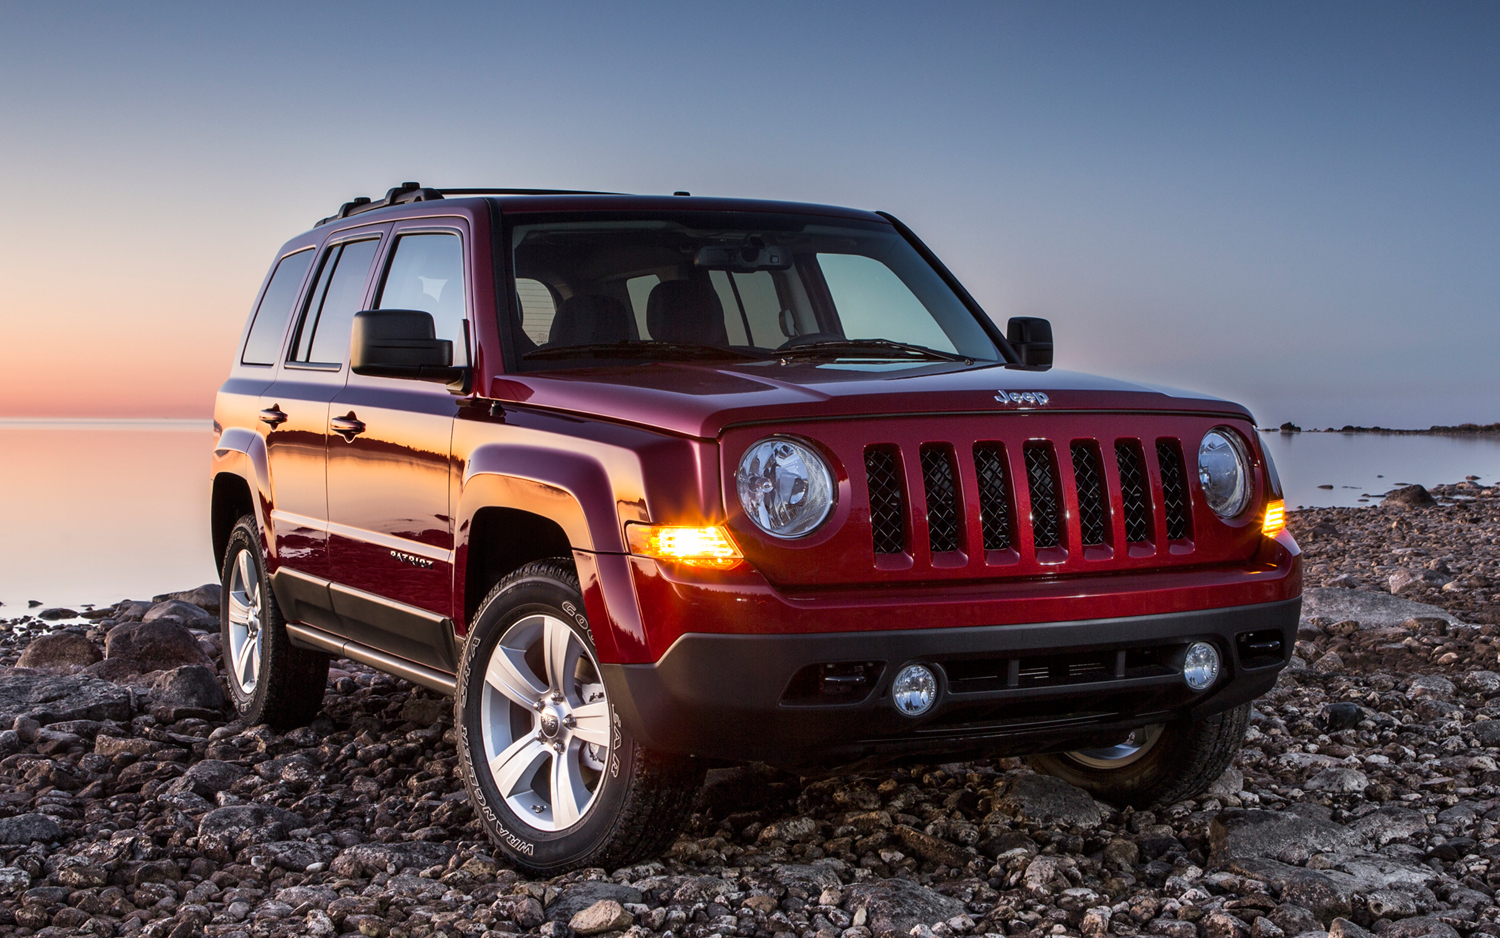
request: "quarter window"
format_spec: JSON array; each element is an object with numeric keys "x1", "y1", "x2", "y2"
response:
[
  {"x1": 289, "y1": 238, "x2": 382, "y2": 365},
  {"x1": 241, "y1": 249, "x2": 314, "y2": 365},
  {"x1": 376, "y1": 233, "x2": 470, "y2": 365}
]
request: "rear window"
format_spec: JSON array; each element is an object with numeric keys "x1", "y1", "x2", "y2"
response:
[{"x1": 241, "y1": 249, "x2": 314, "y2": 365}]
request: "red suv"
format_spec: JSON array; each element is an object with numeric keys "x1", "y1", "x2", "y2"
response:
[{"x1": 211, "y1": 183, "x2": 1300, "y2": 873}]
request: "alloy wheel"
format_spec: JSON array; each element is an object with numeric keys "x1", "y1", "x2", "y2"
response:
[
  {"x1": 1066, "y1": 723, "x2": 1165, "y2": 769},
  {"x1": 479, "y1": 614, "x2": 611, "y2": 832},
  {"x1": 225, "y1": 548, "x2": 264, "y2": 695}
]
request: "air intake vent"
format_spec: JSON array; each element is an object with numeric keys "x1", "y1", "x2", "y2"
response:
[
  {"x1": 1024, "y1": 443, "x2": 1062, "y2": 550},
  {"x1": 865, "y1": 447, "x2": 906, "y2": 555},
  {"x1": 973, "y1": 445, "x2": 1011, "y2": 551},
  {"x1": 1115, "y1": 441, "x2": 1151, "y2": 543},
  {"x1": 920, "y1": 445, "x2": 961, "y2": 553},
  {"x1": 1157, "y1": 439, "x2": 1192, "y2": 540},
  {"x1": 1070, "y1": 442, "x2": 1108, "y2": 546}
]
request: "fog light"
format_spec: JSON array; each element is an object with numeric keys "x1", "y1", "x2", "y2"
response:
[
  {"x1": 1183, "y1": 642, "x2": 1221, "y2": 690},
  {"x1": 892, "y1": 664, "x2": 938, "y2": 716}
]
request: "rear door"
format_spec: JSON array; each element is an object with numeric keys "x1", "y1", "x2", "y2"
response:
[
  {"x1": 260, "y1": 227, "x2": 386, "y2": 589},
  {"x1": 325, "y1": 220, "x2": 470, "y2": 671}
]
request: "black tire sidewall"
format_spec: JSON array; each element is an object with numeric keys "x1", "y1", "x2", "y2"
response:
[
  {"x1": 220, "y1": 518, "x2": 271, "y2": 718},
  {"x1": 456, "y1": 566, "x2": 639, "y2": 872}
]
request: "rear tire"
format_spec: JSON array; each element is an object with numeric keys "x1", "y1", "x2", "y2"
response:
[
  {"x1": 455, "y1": 559, "x2": 703, "y2": 875},
  {"x1": 1027, "y1": 703, "x2": 1251, "y2": 808},
  {"x1": 220, "y1": 516, "x2": 329, "y2": 729}
]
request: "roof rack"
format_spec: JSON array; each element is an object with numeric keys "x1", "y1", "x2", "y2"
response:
[{"x1": 314, "y1": 183, "x2": 615, "y2": 227}]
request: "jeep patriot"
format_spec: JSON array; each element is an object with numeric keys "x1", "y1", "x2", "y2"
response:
[{"x1": 210, "y1": 182, "x2": 1301, "y2": 872}]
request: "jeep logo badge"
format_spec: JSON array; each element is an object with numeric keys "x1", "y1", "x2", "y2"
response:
[{"x1": 995, "y1": 391, "x2": 1050, "y2": 406}]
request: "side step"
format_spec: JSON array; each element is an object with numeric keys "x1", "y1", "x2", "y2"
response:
[{"x1": 285, "y1": 622, "x2": 457, "y2": 696}]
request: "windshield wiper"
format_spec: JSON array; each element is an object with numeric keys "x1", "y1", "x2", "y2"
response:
[
  {"x1": 774, "y1": 338, "x2": 970, "y2": 363},
  {"x1": 523, "y1": 341, "x2": 769, "y2": 361}
]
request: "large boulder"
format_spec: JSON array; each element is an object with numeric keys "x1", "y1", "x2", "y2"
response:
[
  {"x1": 104, "y1": 620, "x2": 211, "y2": 672},
  {"x1": 842, "y1": 878, "x2": 967, "y2": 938},
  {"x1": 1208, "y1": 809, "x2": 1358, "y2": 865},
  {"x1": 0, "y1": 813, "x2": 64, "y2": 845},
  {"x1": 329, "y1": 841, "x2": 455, "y2": 878},
  {"x1": 15, "y1": 633, "x2": 101, "y2": 672},
  {"x1": 989, "y1": 772, "x2": 1103, "y2": 829},
  {"x1": 164, "y1": 759, "x2": 245, "y2": 798},
  {"x1": 0, "y1": 671, "x2": 132, "y2": 726},
  {"x1": 151, "y1": 665, "x2": 224, "y2": 711},
  {"x1": 141, "y1": 600, "x2": 216, "y2": 628},
  {"x1": 197, "y1": 805, "x2": 306, "y2": 860},
  {"x1": 1382, "y1": 484, "x2": 1436, "y2": 509},
  {"x1": 152, "y1": 584, "x2": 222, "y2": 614}
]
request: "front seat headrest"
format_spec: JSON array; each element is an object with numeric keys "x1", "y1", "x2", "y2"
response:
[
  {"x1": 549, "y1": 294, "x2": 633, "y2": 347},
  {"x1": 646, "y1": 278, "x2": 727, "y2": 346}
]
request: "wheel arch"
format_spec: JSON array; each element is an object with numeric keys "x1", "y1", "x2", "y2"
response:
[{"x1": 210, "y1": 426, "x2": 272, "y2": 569}]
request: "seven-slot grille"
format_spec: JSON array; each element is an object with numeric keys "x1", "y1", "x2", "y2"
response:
[{"x1": 866, "y1": 436, "x2": 1197, "y2": 557}]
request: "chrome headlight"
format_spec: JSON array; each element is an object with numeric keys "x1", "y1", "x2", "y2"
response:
[
  {"x1": 1198, "y1": 428, "x2": 1251, "y2": 518},
  {"x1": 735, "y1": 437, "x2": 835, "y2": 538}
]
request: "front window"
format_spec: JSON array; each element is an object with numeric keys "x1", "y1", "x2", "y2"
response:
[{"x1": 505, "y1": 212, "x2": 999, "y2": 370}]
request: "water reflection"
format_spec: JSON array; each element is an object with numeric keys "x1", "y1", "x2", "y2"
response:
[
  {"x1": 0, "y1": 420, "x2": 215, "y2": 609},
  {"x1": 1260, "y1": 430, "x2": 1500, "y2": 509}
]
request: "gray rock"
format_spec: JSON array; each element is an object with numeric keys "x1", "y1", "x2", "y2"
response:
[
  {"x1": 15, "y1": 632, "x2": 102, "y2": 671},
  {"x1": 1299, "y1": 588, "x2": 1467, "y2": 632},
  {"x1": 0, "y1": 813, "x2": 63, "y2": 844},
  {"x1": 842, "y1": 878, "x2": 968, "y2": 938},
  {"x1": 197, "y1": 805, "x2": 306, "y2": 860},
  {"x1": 152, "y1": 664, "x2": 224, "y2": 710},
  {"x1": 241, "y1": 840, "x2": 340, "y2": 872},
  {"x1": 276, "y1": 884, "x2": 339, "y2": 910},
  {"x1": 399, "y1": 695, "x2": 448, "y2": 726},
  {"x1": 0, "y1": 671, "x2": 132, "y2": 726},
  {"x1": 1377, "y1": 917, "x2": 1460, "y2": 938},
  {"x1": 991, "y1": 772, "x2": 1102, "y2": 828},
  {"x1": 153, "y1": 584, "x2": 221, "y2": 613},
  {"x1": 570, "y1": 899, "x2": 634, "y2": 936},
  {"x1": 1364, "y1": 890, "x2": 1419, "y2": 919},
  {"x1": 1328, "y1": 919, "x2": 1373, "y2": 938},
  {"x1": 329, "y1": 841, "x2": 455, "y2": 877},
  {"x1": 37, "y1": 608, "x2": 79, "y2": 620},
  {"x1": 157, "y1": 790, "x2": 214, "y2": 816},
  {"x1": 104, "y1": 619, "x2": 211, "y2": 671},
  {"x1": 1348, "y1": 806, "x2": 1428, "y2": 847},
  {"x1": 142, "y1": 599, "x2": 215, "y2": 626},
  {"x1": 1459, "y1": 670, "x2": 1500, "y2": 695},
  {"x1": 548, "y1": 883, "x2": 645, "y2": 923},
  {"x1": 1471, "y1": 720, "x2": 1500, "y2": 745},
  {"x1": 1209, "y1": 810, "x2": 1357, "y2": 864},
  {"x1": 0, "y1": 866, "x2": 31, "y2": 896},
  {"x1": 1208, "y1": 766, "x2": 1245, "y2": 797},
  {"x1": 1304, "y1": 767, "x2": 1368, "y2": 793},
  {"x1": 1390, "y1": 569, "x2": 1451, "y2": 594},
  {"x1": 773, "y1": 864, "x2": 842, "y2": 890},
  {"x1": 1324, "y1": 574, "x2": 1361, "y2": 589},
  {"x1": 1407, "y1": 674, "x2": 1455, "y2": 699},
  {"x1": 1382, "y1": 485, "x2": 1436, "y2": 508},
  {"x1": 670, "y1": 876, "x2": 733, "y2": 904},
  {"x1": 165, "y1": 759, "x2": 246, "y2": 798},
  {"x1": 494, "y1": 895, "x2": 546, "y2": 930}
]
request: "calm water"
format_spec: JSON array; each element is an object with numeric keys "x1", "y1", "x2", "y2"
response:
[{"x1": 3, "y1": 420, "x2": 1498, "y2": 610}]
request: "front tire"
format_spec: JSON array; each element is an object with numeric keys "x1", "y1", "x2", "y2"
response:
[
  {"x1": 220, "y1": 516, "x2": 329, "y2": 729},
  {"x1": 455, "y1": 559, "x2": 703, "y2": 874},
  {"x1": 1027, "y1": 703, "x2": 1251, "y2": 808}
]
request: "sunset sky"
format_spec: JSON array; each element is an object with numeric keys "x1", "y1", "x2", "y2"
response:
[{"x1": 1, "y1": 2, "x2": 1495, "y2": 427}]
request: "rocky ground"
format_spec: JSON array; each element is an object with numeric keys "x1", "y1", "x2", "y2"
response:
[{"x1": 1, "y1": 484, "x2": 1499, "y2": 938}]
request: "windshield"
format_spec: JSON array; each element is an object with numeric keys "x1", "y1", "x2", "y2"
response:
[{"x1": 504, "y1": 212, "x2": 1000, "y2": 370}]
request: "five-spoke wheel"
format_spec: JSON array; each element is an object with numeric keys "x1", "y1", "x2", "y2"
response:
[{"x1": 225, "y1": 548, "x2": 264, "y2": 696}]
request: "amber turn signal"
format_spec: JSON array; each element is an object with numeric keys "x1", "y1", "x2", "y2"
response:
[
  {"x1": 626, "y1": 524, "x2": 744, "y2": 570},
  {"x1": 1261, "y1": 499, "x2": 1285, "y2": 538}
]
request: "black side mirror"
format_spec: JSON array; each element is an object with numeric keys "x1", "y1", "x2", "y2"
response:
[
  {"x1": 1006, "y1": 317, "x2": 1053, "y2": 369},
  {"x1": 350, "y1": 309, "x2": 468, "y2": 387}
]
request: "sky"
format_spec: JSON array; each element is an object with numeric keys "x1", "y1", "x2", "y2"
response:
[{"x1": 0, "y1": 2, "x2": 1495, "y2": 428}]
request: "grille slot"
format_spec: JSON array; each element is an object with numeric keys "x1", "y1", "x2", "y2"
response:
[
  {"x1": 1024, "y1": 443, "x2": 1063, "y2": 550},
  {"x1": 920, "y1": 445, "x2": 961, "y2": 553},
  {"x1": 973, "y1": 445, "x2": 1012, "y2": 551},
  {"x1": 1157, "y1": 439, "x2": 1192, "y2": 540},
  {"x1": 1116, "y1": 441, "x2": 1152, "y2": 543},
  {"x1": 1070, "y1": 442, "x2": 1108, "y2": 546},
  {"x1": 943, "y1": 645, "x2": 1183, "y2": 694},
  {"x1": 865, "y1": 447, "x2": 906, "y2": 555}
]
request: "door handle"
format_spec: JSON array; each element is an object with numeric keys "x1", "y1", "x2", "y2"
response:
[
  {"x1": 258, "y1": 406, "x2": 288, "y2": 428},
  {"x1": 330, "y1": 412, "x2": 366, "y2": 442}
]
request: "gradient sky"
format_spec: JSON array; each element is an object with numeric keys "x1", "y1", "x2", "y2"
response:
[{"x1": 1, "y1": 2, "x2": 1495, "y2": 427}]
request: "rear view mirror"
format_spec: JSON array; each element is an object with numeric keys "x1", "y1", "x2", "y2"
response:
[
  {"x1": 350, "y1": 309, "x2": 467, "y2": 386},
  {"x1": 694, "y1": 240, "x2": 793, "y2": 272},
  {"x1": 1006, "y1": 317, "x2": 1053, "y2": 369}
]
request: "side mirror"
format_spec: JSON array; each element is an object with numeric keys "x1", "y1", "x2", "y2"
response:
[
  {"x1": 1006, "y1": 317, "x2": 1053, "y2": 369},
  {"x1": 350, "y1": 309, "x2": 468, "y2": 386}
]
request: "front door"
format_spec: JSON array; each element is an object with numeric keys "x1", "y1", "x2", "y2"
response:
[
  {"x1": 261, "y1": 228, "x2": 386, "y2": 597},
  {"x1": 326, "y1": 223, "x2": 470, "y2": 672}
]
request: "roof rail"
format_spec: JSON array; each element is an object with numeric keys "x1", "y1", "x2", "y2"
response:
[{"x1": 315, "y1": 184, "x2": 617, "y2": 227}]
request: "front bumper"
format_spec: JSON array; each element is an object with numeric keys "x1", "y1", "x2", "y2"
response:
[{"x1": 601, "y1": 596, "x2": 1299, "y2": 768}]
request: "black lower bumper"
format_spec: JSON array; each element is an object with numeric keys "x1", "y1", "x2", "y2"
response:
[{"x1": 601, "y1": 597, "x2": 1299, "y2": 769}]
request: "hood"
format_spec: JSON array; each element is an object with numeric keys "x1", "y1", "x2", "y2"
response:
[{"x1": 488, "y1": 360, "x2": 1252, "y2": 440}]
